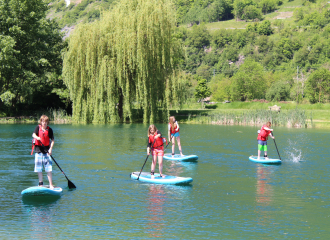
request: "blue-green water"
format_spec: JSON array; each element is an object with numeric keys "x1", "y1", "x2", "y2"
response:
[{"x1": 0, "y1": 123, "x2": 329, "y2": 239}]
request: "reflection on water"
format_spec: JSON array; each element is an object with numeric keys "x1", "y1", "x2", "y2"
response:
[
  {"x1": 255, "y1": 165, "x2": 274, "y2": 226},
  {"x1": 146, "y1": 185, "x2": 166, "y2": 238},
  {"x1": 22, "y1": 196, "x2": 61, "y2": 239}
]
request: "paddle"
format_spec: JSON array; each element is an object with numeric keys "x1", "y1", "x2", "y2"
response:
[
  {"x1": 164, "y1": 134, "x2": 174, "y2": 152},
  {"x1": 137, "y1": 139, "x2": 156, "y2": 180},
  {"x1": 272, "y1": 132, "x2": 281, "y2": 160},
  {"x1": 40, "y1": 142, "x2": 76, "y2": 189}
]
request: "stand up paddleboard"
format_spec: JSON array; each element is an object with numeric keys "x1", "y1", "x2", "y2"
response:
[
  {"x1": 249, "y1": 156, "x2": 282, "y2": 164},
  {"x1": 130, "y1": 172, "x2": 193, "y2": 185},
  {"x1": 163, "y1": 154, "x2": 198, "y2": 162},
  {"x1": 21, "y1": 186, "x2": 63, "y2": 197}
]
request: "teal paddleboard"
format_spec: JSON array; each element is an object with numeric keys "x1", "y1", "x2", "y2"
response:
[
  {"x1": 163, "y1": 154, "x2": 198, "y2": 162},
  {"x1": 130, "y1": 172, "x2": 193, "y2": 185},
  {"x1": 249, "y1": 156, "x2": 282, "y2": 164},
  {"x1": 21, "y1": 186, "x2": 63, "y2": 197}
]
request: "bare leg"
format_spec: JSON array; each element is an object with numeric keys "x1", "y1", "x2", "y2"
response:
[
  {"x1": 38, "y1": 172, "x2": 43, "y2": 186},
  {"x1": 158, "y1": 155, "x2": 164, "y2": 177},
  {"x1": 257, "y1": 150, "x2": 261, "y2": 159},
  {"x1": 151, "y1": 154, "x2": 156, "y2": 178},
  {"x1": 47, "y1": 172, "x2": 54, "y2": 189},
  {"x1": 172, "y1": 137, "x2": 176, "y2": 156},
  {"x1": 176, "y1": 136, "x2": 183, "y2": 155}
]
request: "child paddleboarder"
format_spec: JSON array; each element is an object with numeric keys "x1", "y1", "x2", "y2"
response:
[
  {"x1": 168, "y1": 116, "x2": 183, "y2": 157},
  {"x1": 31, "y1": 115, "x2": 55, "y2": 189},
  {"x1": 147, "y1": 125, "x2": 165, "y2": 178},
  {"x1": 257, "y1": 121, "x2": 275, "y2": 159}
]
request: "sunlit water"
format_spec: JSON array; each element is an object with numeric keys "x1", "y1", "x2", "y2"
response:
[{"x1": 0, "y1": 123, "x2": 329, "y2": 239}]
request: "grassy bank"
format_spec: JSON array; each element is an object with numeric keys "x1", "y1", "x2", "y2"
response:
[
  {"x1": 1, "y1": 102, "x2": 328, "y2": 128},
  {"x1": 0, "y1": 109, "x2": 71, "y2": 124},
  {"x1": 171, "y1": 101, "x2": 330, "y2": 128}
]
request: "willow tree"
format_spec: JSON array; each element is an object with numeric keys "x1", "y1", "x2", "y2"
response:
[{"x1": 63, "y1": 0, "x2": 183, "y2": 123}]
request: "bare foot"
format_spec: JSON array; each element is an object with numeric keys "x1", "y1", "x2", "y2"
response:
[
  {"x1": 151, "y1": 175, "x2": 155, "y2": 179},
  {"x1": 49, "y1": 185, "x2": 54, "y2": 190}
]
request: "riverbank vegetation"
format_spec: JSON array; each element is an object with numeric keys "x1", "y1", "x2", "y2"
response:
[{"x1": 1, "y1": 0, "x2": 330, "y2": 127}]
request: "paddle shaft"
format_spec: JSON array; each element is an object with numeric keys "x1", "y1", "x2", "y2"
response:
[
  {"x1": 273, "y1": 138, "x2": 281, "y2": 160},
  {"x1": 271, "y1": 132, "x2": 281, "y2": 160},
  {"x1": 40, "y1": 142, "x2": 76, "y2": 188},
  {"x1": 137, "y1": 139, "x2": 156, "y2": 180}
]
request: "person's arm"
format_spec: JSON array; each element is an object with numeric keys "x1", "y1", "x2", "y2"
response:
[
  {"x1": 263, "y1": 126, "x2": 273, "y2": 131},
  {"x1": 147, "y1": 138, "x2": 151, "y2": 155},
  {"x1": 155, "y1": 130, "x2": 161, "y2": 139},
  {"x1": 32, "y1": 126, "x2": 40, "y2": 140},
  {"x1": 175, "y1": 121, "x2": 179, "y2": 131},
  {"x1": 48, "y1": 128, "x2": 54, "y2": 155}
]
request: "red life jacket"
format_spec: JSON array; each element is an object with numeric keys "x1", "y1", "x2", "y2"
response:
[
  {"x1": 31, "y1": 126, "x2": 50, "y2": 155},
  {"x1": 257, "y1": 125, "x2": 271, "y2": 141},
  {"x1": 169, "y1": 122, "x2": 179, "y2": 134},
  {"x1": 149, "y1": 134, "x2": 164, "y2": 149},
  {"x1": 35, "y1": 125, "x2": 50, "y2": 146}
]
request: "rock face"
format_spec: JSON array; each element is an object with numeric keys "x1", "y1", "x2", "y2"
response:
[{"x1": 268, "y1": 105, "x2": 281, "y2": 112}]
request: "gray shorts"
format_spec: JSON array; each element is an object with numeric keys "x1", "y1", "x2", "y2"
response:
[{"x1": 34, "y1": 153, "x2": 52, "y2": 172}]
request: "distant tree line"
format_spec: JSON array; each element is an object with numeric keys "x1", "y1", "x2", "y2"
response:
[{"x1": 175, "y1": 1, "x2": 330, "y2": 103}]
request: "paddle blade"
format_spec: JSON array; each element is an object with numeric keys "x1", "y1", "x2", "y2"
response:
[{"x1": 68, "y1": 180, "x2": 76, "y2": 189}]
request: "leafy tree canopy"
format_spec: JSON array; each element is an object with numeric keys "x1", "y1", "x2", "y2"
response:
[{"x1": 0, "y1": 0, "x2": 65, "y2": 114}]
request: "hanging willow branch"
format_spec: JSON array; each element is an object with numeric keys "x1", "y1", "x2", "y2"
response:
[{"x1": 63, "y1": 0, "x2": 183, "y2": 123}]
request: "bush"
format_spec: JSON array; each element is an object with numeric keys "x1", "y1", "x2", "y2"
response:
[{"x1": 265, "y1": 81, "x2": 291, "y2": 101}]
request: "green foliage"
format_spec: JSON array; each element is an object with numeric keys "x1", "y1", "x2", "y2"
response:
[
  {"x1": 175, "y1": 0, "x2": 234, "y2": 24},
  {"x1": 63, "y1": 0, "x2": 182, "y2": 123},
  {"x1": 195, "y1": 77, "x2": 211, "y2": 107},
  {"x1": 305, "y1": 67, "x2": 330, "y2": 103},
  {"x1": 242, "y1": 5, "x2": 263, "y2": 21},
  {"x1": 231, "y1": 58, "x2": 267, "y2": 101},
  {"x1": 265, "y1": 81, "x2": 291, "y2": 101},
  {"x1": 0, "y1": 0, "x2": 65, "y2": 115},
  {"x1": 210, "y1": 75, "x2": 232, "y2": 101}
]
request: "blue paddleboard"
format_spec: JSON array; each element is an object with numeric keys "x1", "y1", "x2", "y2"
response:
[
  {"x1": 21, "y1": 186, "x2": 63, "y2": 197},
  {"x1": 130, "y1": 172, "x2": 193, "y2": 185},
  {"x1": 249, "y1": 156, "x2": 282, "y2": 164},
  {"x1": 163, "y1": 154, "x2": 198, "y2": 162}
]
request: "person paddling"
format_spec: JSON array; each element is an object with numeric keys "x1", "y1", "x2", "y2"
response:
[
  {"x1": 147, "y1": 125, "x2": 165, "y2": 178},
  {"x1": 257, "y1": 121, "x2": 275, "y2": 160},
  {"x1": 168, "y1": 116, "x2": 183, "y2": 157},
  {"x1": 31, "y1": 115, "x2": 55, "y2": 189}
]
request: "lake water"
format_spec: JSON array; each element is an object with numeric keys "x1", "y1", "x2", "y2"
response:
[{"x1": 0, "y1": 123, "x2": 329, "y2": 239}]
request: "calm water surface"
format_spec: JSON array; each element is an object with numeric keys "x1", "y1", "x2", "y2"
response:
[{"x1": 0, "y1": 123, "x2": 329, "y2": 239}]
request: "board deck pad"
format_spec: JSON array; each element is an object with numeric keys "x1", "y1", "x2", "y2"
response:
[
  {"x1": 21, "y1": 186, "x2": 63, "y2": 197},
  {"x1": 130, "y1": 172, "x2": 193, "y2": 185},
  {"x1": 249, "y1": 156, "x2": 282, "y2": 164},
  {"x1": 163, "y1": 154, "x2": 198, "y2": 162}
]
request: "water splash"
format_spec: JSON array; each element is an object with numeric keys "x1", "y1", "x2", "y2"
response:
[{"x1": 287, "y1": 139, "x2": 303, "y2": 162}]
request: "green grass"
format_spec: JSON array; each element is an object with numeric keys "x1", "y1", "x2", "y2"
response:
[
  {"x1": 204, "y1": 0, "x2": 305, "y2": 31},
  {"x1": 171, "y1": 101, "x2": 330, "y2": 128}
]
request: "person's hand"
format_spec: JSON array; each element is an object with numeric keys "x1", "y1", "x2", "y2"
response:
[
  {"x1": 36, "y1": 137, "x2": 41, "y2": 141},
  {"x1": 272, "y1": 136, "x2": 275, "y2": 139},
  {"x1": 48, "y1": 149, "x2": 52, "y2": 155}
]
